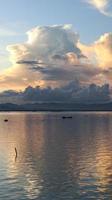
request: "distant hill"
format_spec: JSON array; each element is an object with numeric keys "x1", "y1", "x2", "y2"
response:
[{"x1": 0, "y1": 102, "x2": 112, "y2": 111}]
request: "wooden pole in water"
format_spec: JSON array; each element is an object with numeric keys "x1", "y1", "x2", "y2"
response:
[{"x1": 15, "y1": 147, "x2": 17, "y2": 157}]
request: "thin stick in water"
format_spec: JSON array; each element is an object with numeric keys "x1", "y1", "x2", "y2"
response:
[{"x1": 15, "y1": 147, "x2": 17, "y2": 157}]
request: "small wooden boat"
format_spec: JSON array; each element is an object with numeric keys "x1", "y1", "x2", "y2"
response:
[
  {"x1": 4, "y1": 119, "x2": 8, "y2": 122},
  {"x1": 62, "y1": 116, "x2": 72, "y2": 119}
]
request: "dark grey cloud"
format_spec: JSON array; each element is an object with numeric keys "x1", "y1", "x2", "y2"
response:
[
  {"x1": 22, "y1": 82, "x2": 110, "y2": 103},
  {"x1": 52, "y1": 54, "x2": 67, "y2": 61},
  {"x1": 31, "y1": 64, "x2": 101, "y2": 82},
  {"x1": 31, "y1": 66, "x2": 75, "y2": 81},
  {"x1": 78, "y1": 54, "x2": 87, "y2": 59},
  {"x1": 0, "y1": 81, "x2": 110, "y2": 104},
  {"x1": 16, "y1": 60, "x2": 45, "y2": 65},
  {"x1": 52, "y1": 53, "x2": 87, "y2": 61},
  {"x1": 74, "y1": 83, "x2": 110, "y2": 102}
]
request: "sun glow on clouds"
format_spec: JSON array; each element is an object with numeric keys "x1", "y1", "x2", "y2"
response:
[
  {"x1": 85, "y1": 0, "x2": 112, "y2": 16},
  {"x1": 79, "y1": 32, "x2": 112, "y2": 69},
  {"x1": 0, "y1": 25, "x2": 112, "y2": 91}
]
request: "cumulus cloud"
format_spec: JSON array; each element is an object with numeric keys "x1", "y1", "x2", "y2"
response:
[
  {"x1": 0, "y1": 24, "x2": 97, "y2": 90},
  {"x1": 8, "y1": 24, "x2": 81, "y2": 63},
  {"x1": 94, "y1": 33, "x2": 112, "y2": 68},
  {"x1": 0, "y1": 24, "x2": 112, "y2": 91},
  {"x1": 78, "y1": 32, "x2": 112, "y2": 84},
  {"x1": 79, "y1": 33, "x2": 112, "y2": 67},
  {"x1": 85, "y1": 0, "x2": 112, "y2": 16},
  {"x1": 0, "y1": 81, "x2": 110, "y2": 104},
  {"x1": 22, "y1": 82, "x2": 110, "y2": 103}
]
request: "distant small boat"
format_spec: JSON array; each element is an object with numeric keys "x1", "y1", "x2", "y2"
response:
[
  {"x1": 4, "y1": 119, "x2": 8, "y2": 122},
  {"x1": 62, "y1": 116, "x2": 72, "y2": 119}
]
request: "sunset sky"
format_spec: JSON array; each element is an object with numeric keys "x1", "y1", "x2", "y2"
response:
[{"x1": 0, "y1": 0, "x2": 112, "y2": 92}]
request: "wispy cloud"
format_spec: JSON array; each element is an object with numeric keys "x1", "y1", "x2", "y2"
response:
[
  {"x1": 0, "y1": 27, "x2": 18, "y2": 37},
  {"x1": 85, "y1": 0, "x2": 112, "y2": 17}
]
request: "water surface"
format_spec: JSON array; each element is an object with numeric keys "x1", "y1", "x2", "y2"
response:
[{"x1": 0, "y1": 112, "x2": 112, "y2": 199}]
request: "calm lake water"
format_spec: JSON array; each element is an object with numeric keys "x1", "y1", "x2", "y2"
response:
[{"x1": 0, "y1": 112, "x2": 112, "y2": 200}]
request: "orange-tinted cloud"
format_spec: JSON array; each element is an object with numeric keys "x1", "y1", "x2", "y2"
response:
[
  {"x1": 85, "y1": 0, "x2": 112, "y2": 17},
  {"x1": 0, "y1": 25, "x2": 112, "y2": 91}
]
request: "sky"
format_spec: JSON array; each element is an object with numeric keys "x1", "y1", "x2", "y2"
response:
[{"x1": 0, "y1": 0, "x2": 112, "y2": 103}]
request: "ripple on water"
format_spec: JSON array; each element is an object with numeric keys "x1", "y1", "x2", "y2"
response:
[{"x1": 0, "y1": 112, "x2": 112, "y2": 199}]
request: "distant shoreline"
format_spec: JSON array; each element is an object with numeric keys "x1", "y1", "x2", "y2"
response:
[
  {"x1": 0, "y1": 102, "x2": 112, "y2": 112},
  {"x1": 0, "y1": 109, "x2": 112, "y2": 112}
]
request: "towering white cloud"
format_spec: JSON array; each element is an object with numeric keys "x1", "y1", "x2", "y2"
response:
[
  {"x1": 0, "y1": 25, "x2": 96, "y2": 90},
  {"x1": 85, "y1": 0, "x2": 112, "y2": 16},
  {"x1": 7, "y1": 25, "x2": 81, "y2": 63},
  {"x1": 0, "y1": 25, "x2": 112, "y2": 91}
]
